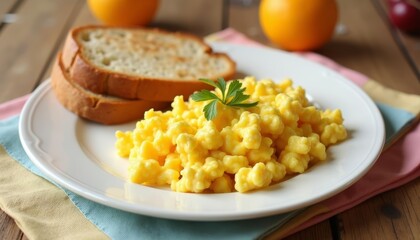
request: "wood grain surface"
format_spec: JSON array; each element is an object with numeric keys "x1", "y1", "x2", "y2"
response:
[{"x1": 0, "y1": 0, "x2": 418, "y2": 239}]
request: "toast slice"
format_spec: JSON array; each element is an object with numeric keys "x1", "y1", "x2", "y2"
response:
[
  {"x1": 51, "y1": 53, "x2": 170, "y2": 125},
  {"x1": 62, "y1": 26, "x2": 236, "y2": 101}
]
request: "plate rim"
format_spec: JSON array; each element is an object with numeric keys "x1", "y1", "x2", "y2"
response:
[{"x1": 19, "y1": 43, "x2": 385, "y2": 221}]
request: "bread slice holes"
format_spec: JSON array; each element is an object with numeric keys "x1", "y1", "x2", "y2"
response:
[
  {"x1": 102, "y1": 58, "x2": 111, "y2": 66},
  {"x1": 101, "y1": 55, "x2": 118, "y2": 67},
  {"x1": 81, "y1": 33, "x2": 91, "y2": 42},
  {"x1": 177, "y1": 69, "x2": 187, "y2": 78}
]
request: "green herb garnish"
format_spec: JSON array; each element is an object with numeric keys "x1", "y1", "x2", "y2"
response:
[{"x1": 191, "y1": 78, "x2": 258, "y2": 120}]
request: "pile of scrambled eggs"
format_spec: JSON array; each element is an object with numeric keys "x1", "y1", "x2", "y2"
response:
[{"x1": 115, "y1": 77, "x2": 347, "y2": 193}]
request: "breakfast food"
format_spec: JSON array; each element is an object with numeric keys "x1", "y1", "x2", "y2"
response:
[
  {"x1": 50, "y1": 26, "x2": 236, "y2": 125},
  {"x1": 116, "y1": 77, "x2": 347, "y2": 193},
  {"x1": 51, "y1": 53, "x2": 170, "y2": 125},
  {"x1": 62, "y1": 26, "x2": 236, "y2": 101}
]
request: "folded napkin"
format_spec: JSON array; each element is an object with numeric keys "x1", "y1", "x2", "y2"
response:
[{"x1": 1, "y1": 29, "x2": 420, "y2": 240}]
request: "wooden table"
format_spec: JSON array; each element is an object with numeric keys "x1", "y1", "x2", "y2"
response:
[{"x1": 1, "y1": 0, "x2": 419, "y2": 239}]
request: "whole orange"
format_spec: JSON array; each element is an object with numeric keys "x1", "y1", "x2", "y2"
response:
[
  {"x1": 87, "y1": 0, "x2": 159, "y2": 26},
  {"x1": 259, "y1": 0, "x2": 338, "y2": 51}
]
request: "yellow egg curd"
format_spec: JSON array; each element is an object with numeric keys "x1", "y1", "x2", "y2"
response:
[{"x1": 115, "y1": 77, "x2": 347, "y2": 193}]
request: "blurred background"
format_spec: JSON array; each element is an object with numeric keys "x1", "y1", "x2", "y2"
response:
[{"x1": 0, "y1": 0, "x2": 418, "y2": 106}]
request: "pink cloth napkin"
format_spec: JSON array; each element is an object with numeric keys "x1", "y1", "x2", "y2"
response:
[{"x1": 0, "y1": 95, "x2": 29, "y2": 119}]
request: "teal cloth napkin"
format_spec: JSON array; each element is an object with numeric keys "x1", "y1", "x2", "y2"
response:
[{"x1": 0, "y1": 100, "x2": 415, "y2": 239}]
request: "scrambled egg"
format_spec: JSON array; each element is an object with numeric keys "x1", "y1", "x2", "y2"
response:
[{"x1": 115, "y1": 77, "x2": 347, "y2": 193}]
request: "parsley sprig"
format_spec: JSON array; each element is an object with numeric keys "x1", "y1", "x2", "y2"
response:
[{"x1": 191, "y1": 78, "x2": 258, "y2": 120}]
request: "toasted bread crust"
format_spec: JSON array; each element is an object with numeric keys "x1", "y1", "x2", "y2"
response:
[
  {"x1": 51, "y1": 53, "x2": 170, "y2": 125},
  {"x1": 62, "y1": 26, "x2": 236, "y2": 101}
]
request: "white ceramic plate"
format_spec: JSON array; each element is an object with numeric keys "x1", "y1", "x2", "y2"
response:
[{"x1": 19, "y1": 43, "x2": 385, "y2": 221}]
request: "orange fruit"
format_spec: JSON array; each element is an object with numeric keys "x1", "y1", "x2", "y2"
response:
[
  {"x1": 259, "y1": 0, "x2": 338, "y2": 51},
  {"x1": 87, "y1": 0, "x2": 159, "y2": 26}
]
